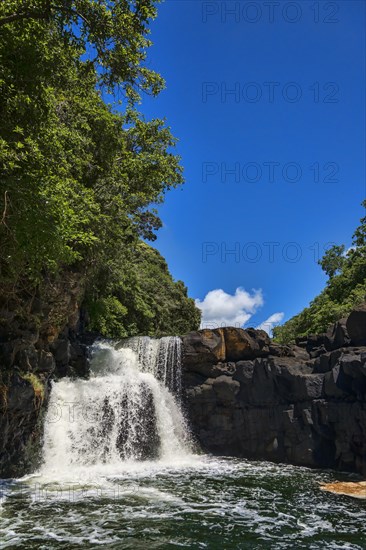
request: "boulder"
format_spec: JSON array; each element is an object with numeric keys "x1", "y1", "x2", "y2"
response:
[
  {"x1": 312, "y1": 352, "x2": 331, "y2": 373},
  {"x1": 295, "y1": 337, "x2": 308, "y2": 349},
  {"x1": 309, "y1": 345, "x2": 327, "y2": 359},
  {"x1": 246, "y1": 328, "x2": 271, "y2": 354},
  {"x1": 182, "y1": 327, "x2": 271, "y2": 370},
  {"x1": 182, "y1": 329, "x2": 225, "y2": 369},
  {"x1": 223, "y1": 327, "x2": 270, "y2": 362},
  {"x1": 346, "y1": 304, "x2": 366, "y2": 346},
  {"x1": 340, "y1": 354, "x2": 366, "y2": 398},
  {"x1": 209, "y1": 362, "x2": 237, "y2": 378},
  {"x1": 306, "y1": 333, "x2": 327, "y2": 353},
  {"x1": 68, "y1": 342, "x2": 89, "y2": 378},
  {"x1": 237, "y1": 358, "x2": 278, "y2": 405},
  {"x1": 325, "y1": 318, "x2": 350, "y2": 350}
]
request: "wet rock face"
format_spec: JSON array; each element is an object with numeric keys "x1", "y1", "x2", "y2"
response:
[
  {"x1": 0, "y1": 275, "x2": 93, "y2": 477},
  {"x1": 182, "y1": 311, "x2": 366, "y2": 476},
  {"x1": 0, "y1": 327, "x2": 91, "y2": 477},
  {"x1": 0, "y1": 373, "x2": 49, "y2": 478}
]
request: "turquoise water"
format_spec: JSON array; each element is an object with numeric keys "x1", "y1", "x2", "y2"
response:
[{"x1": 1, "y1": 456, "x2": 365, "y2": 549}]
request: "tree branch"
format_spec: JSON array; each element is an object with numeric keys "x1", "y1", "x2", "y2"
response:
[
  {"x1": 0, "y1": 6, "x2": 89, "y2": 28},
  {"x1": 53, "y1": 5, "x2": 90, "y2": 25},
  {"x1": 0, "y1": 12, "x2": 48, "y2": 27},
  {"x1": 1, "y1": 191, "x2": 9, "y2": 228}
]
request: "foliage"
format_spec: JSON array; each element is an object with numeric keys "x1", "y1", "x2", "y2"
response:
[
  {"x1": 0, "y1": 0, "x2": 164, "y2": 102},
  {"x1": 0, "y1": 0, "x2": 201, "y2": 337},
  {"x1": 21, "y1": 372, "x2": 45, "y2": 405},
  {"x1": 318, "y1": 245, "x2": 345, "y2": 279},
  {"x1": 273, "y1": 201, "x2": 366, "y2": 344},
  {"x1": 87, "y1": 242, "x2": 201, "y2": 338}
]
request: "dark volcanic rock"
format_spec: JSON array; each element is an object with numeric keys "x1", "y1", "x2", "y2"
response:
[
  {"x1": 51, "y1": 338, "x2": 71, "y2": 366},
  {"x1": 183, "y1": 314, "x2": 366, "y2": 476},
  {"x1": 306, "y1": 333, "x2": 327, "y2": 354},
  {"x1": 36, "y1": 350, "x2": 56, "y2": 374},
  {"x1": 325, "y1": 318, "x2": 350, "y2": 350},
  {"x1": 0, "y1": 281, "x2": 93, "y2": 477},
  {"x1": 224, "y1": 327, "x2": 270, "y2": 361},
  {"x1": 346, "y1": 304, "x2": 366, "y2": 346},
  {"x1": 182, "y1": 327, "x2": 271, "y2": 371},
  {"x1": 182, "y1": 329, "x2": 225, "y2": 370},
  {"x1": 0, "y1": 372, "x2": 49, "y2": 478}
]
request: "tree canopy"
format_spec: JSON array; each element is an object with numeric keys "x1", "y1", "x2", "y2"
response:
[
  {"x1": 87, "y1": 242, "x2": 201, "y2": 338},
  {"x1": 0, "y1": 0, "x2": 201, "y2": 336},
  {"x1": 0, "y1": 0, "x2": 164, "y2": 101}
]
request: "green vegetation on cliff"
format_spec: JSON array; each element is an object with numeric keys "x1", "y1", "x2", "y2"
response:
[
  {"x1": 87, "y1": 242, "x2": 201, "y2": 337},
  {"x1": 273, "y1": 202, "x2": 366, "y2": 343},
  {"x1": 0, "y1": 0, "x2": 200, "y2": 336}
]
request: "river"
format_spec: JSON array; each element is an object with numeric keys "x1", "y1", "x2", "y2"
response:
[{"x1": 1, "y1": 338, "x2": 365, "y2": 549}]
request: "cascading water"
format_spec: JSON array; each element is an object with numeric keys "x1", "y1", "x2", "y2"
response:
[
  {"x1": 40, "y1": 336, "x2": 192, "y2": 476},
  {"x1": 3, "y1": 340, "x2": 366, "y2": 548},
  {"x1": 118, "y1": 336, "x2": 183, "y2": 396}
]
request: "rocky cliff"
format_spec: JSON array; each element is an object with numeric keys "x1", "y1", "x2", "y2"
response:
[
  {"x1": 182, "y1": 306, "x2": 366, "y2": 476},
  {"x1": 0, "y1": 273, "x2": 91, "y2": 478},
  {"x1": 2, "y1": 290, "x2": 366, "y2": 479}
]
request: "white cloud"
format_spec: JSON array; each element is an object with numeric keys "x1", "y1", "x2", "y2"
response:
[
  {"x1": 256, "y1": 312, "x2": 285, "y2": 335},
  {"x1": 195, "y1": 287, "x2": 264, "y2": 329}
]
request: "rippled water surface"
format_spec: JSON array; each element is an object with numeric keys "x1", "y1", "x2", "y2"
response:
[
  {"x1": 1, "y1": 456, "x2": 365, "y2": 549},
  {"x1": 2, "y1": 341, "x2": 365, "y2": 547}
]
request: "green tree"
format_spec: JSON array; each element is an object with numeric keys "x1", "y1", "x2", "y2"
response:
[
  {"x1": 87, "y1": 242, "x2": 201, "y2": 338},
  {"x1": 273, "y1": 201, "x2": 366, "y2": 343},
  {"x1": 0, "y1": 0, "x2": 201, "y2": 336},
  {"x1": 0, "y1": 0, "x2": 164, "y2": 102},
  {"x1": 318, "y1": 245, "x2": 345, "y2": 279}
]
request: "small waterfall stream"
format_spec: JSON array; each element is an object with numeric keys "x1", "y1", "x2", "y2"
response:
[{"x1": 40, "y1": 336, "x2": 192, "y2": 475}]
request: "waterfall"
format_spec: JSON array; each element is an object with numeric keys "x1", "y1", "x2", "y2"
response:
[
  {"x1": 40, "y1": 337, "x2": 192, "y2": 475},
  {"x1": 117, "y1": 336, "x2": 183, "y2": 396}
]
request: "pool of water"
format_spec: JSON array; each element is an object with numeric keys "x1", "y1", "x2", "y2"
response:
[{"x1": 1, "y1": 456, "x2": 365, "y2": 549}]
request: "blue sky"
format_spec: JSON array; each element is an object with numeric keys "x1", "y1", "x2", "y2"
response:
[{"x1": 138, "y1": 0, "x2": 365, "y2": 331}]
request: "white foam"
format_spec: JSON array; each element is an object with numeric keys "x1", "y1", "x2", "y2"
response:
[{"x1": 38, "y1": 338, "x2": 194, "y2": 483}]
